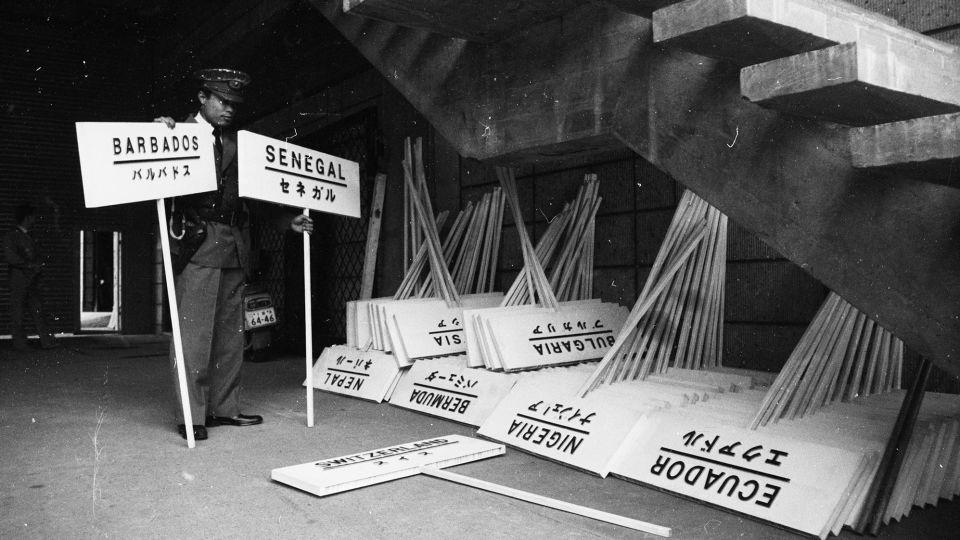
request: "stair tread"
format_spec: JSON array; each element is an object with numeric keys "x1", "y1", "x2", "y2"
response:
[{"x1": 654, "y1": 0, "x2": 957, "y2": 66}]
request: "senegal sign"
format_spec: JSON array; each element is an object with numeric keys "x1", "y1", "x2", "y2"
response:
[
  {"x1": 75, "y1": 122, "x2": 217, "y2": 208},
  {"x1": 237, "y1": 130, "x2": 360, "y2": 217}
]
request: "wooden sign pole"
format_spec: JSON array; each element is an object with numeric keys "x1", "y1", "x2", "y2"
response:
[
  {"x1": 155, "y1": 198, "x2": 196, "y2": 448},
  {"x1": 303, "y1": 208, "x2": 314, "y2": 428},
  {"x1": 360, "y1": 173, "x2": 387, "y2": 300},
  {"x1": 420, "y1": 468, "x2": 672, "y2": 537}
]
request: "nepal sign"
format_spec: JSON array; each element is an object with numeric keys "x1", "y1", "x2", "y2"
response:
[
  {"x1": 308, "y1": 344, "x2": 401, "y2": 403},
  {"x1": 237, "y1": 130, "x2": 360, "y2": 217}
]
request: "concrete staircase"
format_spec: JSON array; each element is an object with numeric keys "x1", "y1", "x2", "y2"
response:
[
  {"x1": 309, "y1": 0, "x2": 960, "y2": 374},
  {"x1": 652, "y1": 0, "x2": 960, "y2": 170}
]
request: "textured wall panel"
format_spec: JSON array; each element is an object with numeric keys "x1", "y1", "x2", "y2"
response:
[
  {"x1": 461, "y1": 158, "x2": 491, "y2": 187},
  {"x1": 722, "y1": 323, "x2": 808, "y2": 371},
  {"x1": 496, "y1": 224, "x2": 524, "y2": 272},
  {"x1": 635, "y1": 209, "x2": 675, "y2": 265},
  {"x1": 725, "y1": 261, "x2": 828, "y2": 323},
  {"x1": 556, "y1": 159, "x2": 636, "y2": 214},
  {"x1": 594, "y1": 213, "x2": 635, "y2": 267},
  {"x1": 636, "y1": 159, "x2": 680, "y2": 209},
  {"x1": 533, "y1": 170, "x2": 583, "y2": 221},
  {"x1": 592, "y1": 266, "x2": 636, "y2": 306}
]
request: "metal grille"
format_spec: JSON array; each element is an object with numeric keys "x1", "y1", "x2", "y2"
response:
[
  {"x1": 281, "y1": 108, "x2": 380, "y2": 347},
  {"x1": 252, "y1": 223, "x2": 287, "y2": 330}
]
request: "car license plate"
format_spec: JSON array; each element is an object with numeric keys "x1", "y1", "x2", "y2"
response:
[{"x1": 245, "y1": 307, "x2": 277, "y2": 330}]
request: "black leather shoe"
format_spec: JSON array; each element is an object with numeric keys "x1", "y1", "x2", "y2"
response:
[
  {"x1": 177, "y1": 424, "x2": 208, "y2": 440},
  {"x1": 211, "y1": 414, "x2": 263, "y2": 426},
  {"x1": 204, "y1": 416, "x2": 220, "y2": 428}
]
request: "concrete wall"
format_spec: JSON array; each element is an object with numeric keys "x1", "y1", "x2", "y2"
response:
[{"x1": 0, "y1": 18, "x2": 159, "y2": 337}]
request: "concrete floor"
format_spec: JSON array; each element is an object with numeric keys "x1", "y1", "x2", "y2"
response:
[{"x1": 1, "y1": 336, "x2": 958, "y2": 539}]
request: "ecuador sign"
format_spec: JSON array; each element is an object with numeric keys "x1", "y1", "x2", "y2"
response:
[
  {"x1": 75, "y1": 122, "x2": 217, "y2": 208},
  {"x1": 237, "y1": 130, "x2": 360, "y2": 217}
]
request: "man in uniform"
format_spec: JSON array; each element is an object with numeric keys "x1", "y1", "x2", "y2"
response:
[
  {"x1": 4, "y1": 203, "x2": 56, "y2": 352},
  {"x1": 155, "y1": 69, "x2": 313, "y2": 441}
]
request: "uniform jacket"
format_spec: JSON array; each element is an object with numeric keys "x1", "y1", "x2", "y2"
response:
[
  {"x1": 170, "y1": 114, "x2": 292, "y2": 280},
  {"x1": 4, "y1": 227, "x2": 41, "y2": 279}
]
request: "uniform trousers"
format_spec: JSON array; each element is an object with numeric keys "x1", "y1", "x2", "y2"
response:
[
  {"x1": 9, "y1": 270, "x2": 52, "y2": 347},
  {"x1": 170, "y1": 262, "x2": 245, "y2": 422}
]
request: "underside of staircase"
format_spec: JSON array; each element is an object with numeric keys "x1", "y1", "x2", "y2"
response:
[{"x1": 309, "y1": 0, "x2": 960, "y2": 375}]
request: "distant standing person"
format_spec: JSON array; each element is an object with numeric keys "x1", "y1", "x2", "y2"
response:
[{"x1": 4, "y1": 203, "x2": 56, "y2": 351}]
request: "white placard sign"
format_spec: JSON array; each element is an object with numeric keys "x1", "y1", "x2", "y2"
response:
[
  {"x1": 237, "y1": 130, "x2": 360, "y2": 217},
  {"x1": 75, "y1": 122, "x2": 217, "y2": 208},
  {"x1": 389, "y1": 356, "x2": 519, "y2": 426},
  {"x1": 610, "y1": 415, "x2": 871, "y2": 538},
  {"x1": 477, "y1": 376, "x2": 647, "y2": 476},
  {"x1": 271, "y1": 434, "x2": 505, "y2": 497},
  {"x1": 488, "y1": 303, "x2": 629, "y2": 371},
  {"x1": 307, "y1": 345, "x2": 402, "y2": 402},
  {"x1": 383, "y1": 293, "x2": 504, "y2": 365}
]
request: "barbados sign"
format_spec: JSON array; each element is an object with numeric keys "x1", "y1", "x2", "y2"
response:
[{"x1": 75, "y1": 122, "x2": 216, "y2": 208}]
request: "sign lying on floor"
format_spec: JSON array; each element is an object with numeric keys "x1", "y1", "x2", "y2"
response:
[
  {"x1": 272, "y1": 433, "x2": 671, "y2": 536},
  {"x1": 389, "y1": 355, "x2": 518, "y2": 426},
  {"x1": 610, "y1": 414, "x2": 870, "y2": 539},
  {"x1": 308, "y1": 345, "x2": 401, "y2": 402},
  {"x1": 478, "y1": 375, "x2": 647, "y2": 476},
  {"x1": 271, "y1": 434, "x2": 504, "y2": 497}
]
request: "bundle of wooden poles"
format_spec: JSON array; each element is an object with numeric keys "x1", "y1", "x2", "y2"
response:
[
  {"x1": 499, "y1": 172, "x2": 598, "y2": 307},
  {"x1": 579, "y1": 190, "x2": 725, "y2": 395},
  {"x1": 751, "y1": 291, "x2": 904, "y2": 428},
  {"x1": 351, "y1": 138, "x2": 506, "y2": 364},
  {"x1": 463, "y1": 167, "x2": 628, "y2": 372},
  {"x1": 392, "y1": 194, "x2": 504, "y2": 301}
]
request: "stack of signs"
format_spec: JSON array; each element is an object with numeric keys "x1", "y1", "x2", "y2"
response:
[
  {"x1": 760, "y1": 391, "x2": 960, "y2": 535},
  {"x1": 602, "y1": 367, "x2": 960, "y2": 539},
  {"x1": 477, "y1": 366, "x2": 654, "y2": 476},
  {"x1": 366, "y1": 293, "x2": 504, "y2": 366},
  {"x1": 345, "y1": 297, "x2": 390, "y2": 348},
  {"x1": 354, "y1": 139, "x2": 506, "y2": 367},
  {"x1": 461, "y1": 168, "x2": 626, "y2": 372},
  {"x1": 750, "y1": 291, "x2": 904, "y2": 429},
  {"x1": 271, "y1": 434, "x2": 504, "y2": 497},
  {"x1": 611, "y1": 411, "x2": 870, "y2": 539},
  {"x1": 389, "y1": 355, "x2": 519, "y2": 426},
  {"x1": 464, "y1": 300, "x2": 628, "y2": 371},
  {"x1": 307, "y1": 345, "x2": 402, "y2": 403},
  {"x1": 478, "y1": 364, "x2": 762, "y2": 477}
]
